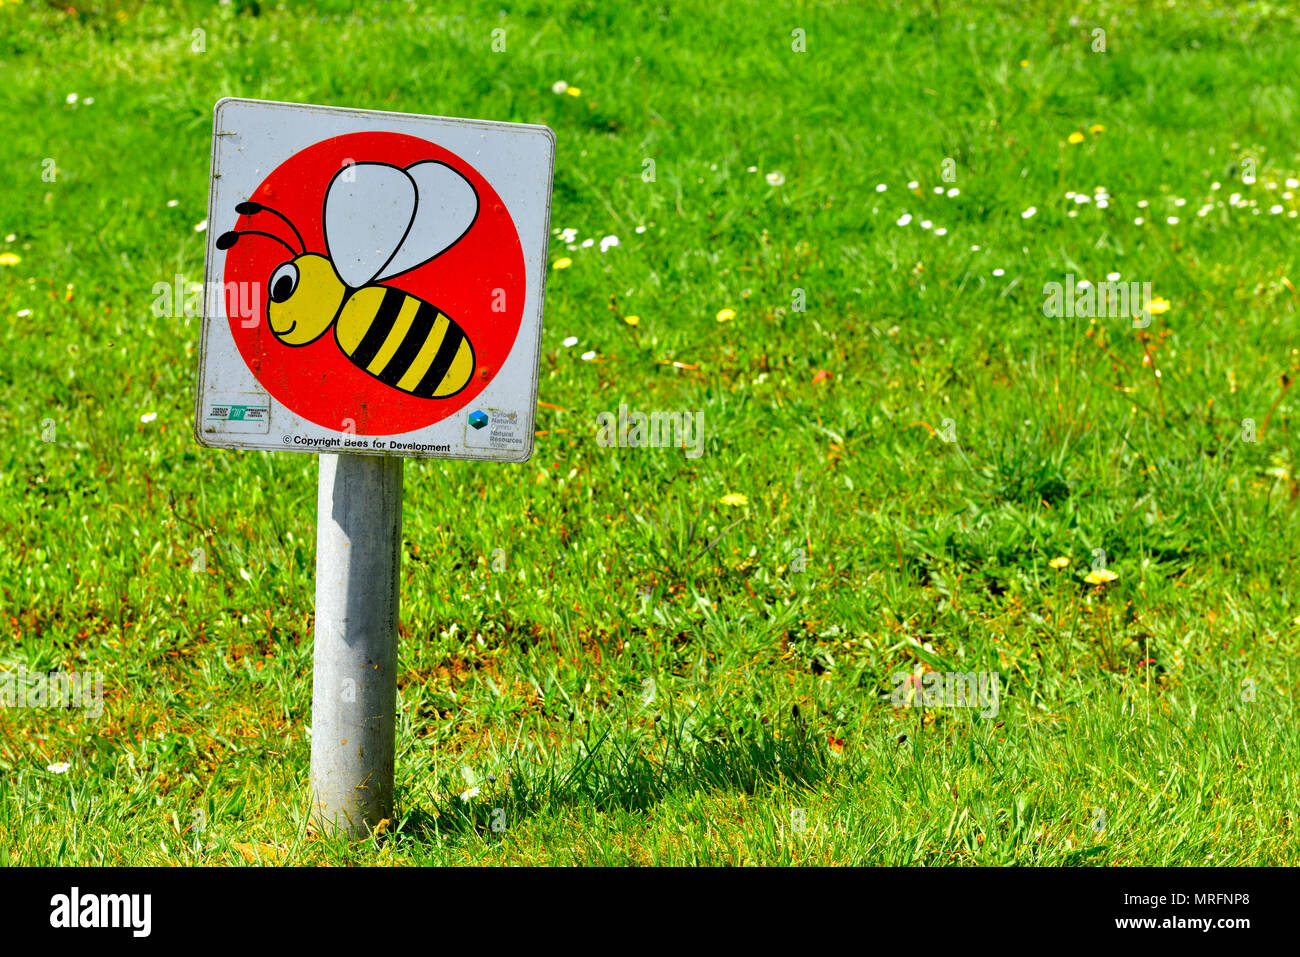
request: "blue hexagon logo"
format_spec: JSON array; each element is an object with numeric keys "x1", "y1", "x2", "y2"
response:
[{"x1": 468, "y1": 410, "x2": 489, "y2": 430}]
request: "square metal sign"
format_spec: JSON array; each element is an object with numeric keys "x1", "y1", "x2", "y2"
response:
[{"x1": 193, "y1": 97, "x2": 556, "y2": 462}]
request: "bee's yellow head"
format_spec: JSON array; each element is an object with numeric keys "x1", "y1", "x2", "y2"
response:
[{"x1": 265, "y1": 254, "x2": 345, "y2": 346}]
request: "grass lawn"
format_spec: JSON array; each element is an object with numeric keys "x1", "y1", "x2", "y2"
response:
[{"x1": 0, "y1": 0, "x2": 1298, "y2": 865}]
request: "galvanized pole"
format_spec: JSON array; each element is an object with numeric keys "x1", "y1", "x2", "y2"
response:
[{"x1": 309, "y1": 451, "x2": 404, "y2": 838}]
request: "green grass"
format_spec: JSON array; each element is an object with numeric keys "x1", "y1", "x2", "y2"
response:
[{"x1": 1, "y1": 0, "x2": 1298, "y2": 865}]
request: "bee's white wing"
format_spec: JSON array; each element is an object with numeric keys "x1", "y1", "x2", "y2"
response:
[
  {"x1": 323, "y1": 163, "x2": 417, "y2": 288},
  {"x1": 373, "y1": 161, "x2": 479, "y2": 282}
]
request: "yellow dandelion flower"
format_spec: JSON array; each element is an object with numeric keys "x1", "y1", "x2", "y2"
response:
[
  {"x1": 716, "y1": 308, "x2": 736, "y2": 323},
  {"x1": 1089, "y1": 124, "x2": 1105, "y2": 134},
  {"x1": 553, "y1": 257, "x2": 572, "y2": 270},
  {"x1": 719, "y1": 493, "x2": 748, "y2": 507},
  {"x1": 1049, "y1": 556, "x2": 1070, "y2": 569},
  {"x1": 0, "y1": 253, "x2": 20, "y2": 266},
  {"x1": 1068, "y1": 131, "x2": 1085, "y2": 145},
  {"x1": 1085, "y1": 569, "x2": 1118, "y2": 585},
  {"x1": 1020, "y1": 59, "x2": 1029, "y2": 68},
  {"x1": 623, "y1": 314, "x2": 640, "y2": 326},
  {"x1": 566, "y1": 87, "x2": 582, "y2": 97},
  {"x1": 1148, "y1": 297, "x2": 1171, "y2": 314}
]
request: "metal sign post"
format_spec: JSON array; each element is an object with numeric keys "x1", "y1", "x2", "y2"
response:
[
  {"x1": 309, "y1": 453, "x2": 403, "y2": 836},
  {"x1": 194, "y1": 98, "x2": 555, "y2": 838}
]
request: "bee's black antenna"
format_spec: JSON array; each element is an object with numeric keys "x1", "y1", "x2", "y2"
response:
[
  {"x1": 234, "y1": 201, "x2": 305, "y2": 254},
  {"x1": 216, "y1": 230, "x2": 298, "y2": 256}
]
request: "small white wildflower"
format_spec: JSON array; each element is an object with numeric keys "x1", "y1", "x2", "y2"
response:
[
  {"x1": 66, "y1": 93, "x2": 78, "y2": 105},
  {"x1": 1021, "y1": 206, "x2": 1037, "y2": 219},
  {"x1": 896, "y1": 214, "x2": 912, "y2": 226},
  {"x1": 635, "y1": 225, "x2": 646, "y2": 234},
  {"x1": 920, "y1": 220, "x2": 932, "y2": 230},
  {"x1": 580, "y1": 238, "x2": 594, "y2": 248},
  {"x1": 562, "y1": 336, "x2": 578, "y2": 347},
  {"x1": 551, "y1": 81, "x2": 569, "y2": 94},
  {"x1": 934, "y1": 227, "x2": 947, "y2": 236},
  {"x1": 1211, "y1": 181, "x2": 1221, "y2": 190},
  {"x1": 1287, "y1": 177, "x2": 1299, "y2": 189},
  {"x1": 560, "y1": 228, "x2": 578, "y2": 243},
  {"x1": 1107, "y1": 272, "x2": 1121, "y2": 281},
  {"x1": 1270, "y1": 205, "x2": 1284, "y2": 214},
  {"x1": 581, "y1": 350, "x2": 596, "y2": 361},
  {"x1": 140, "y1": 412, "x2": 157, "y2": 423},
  {"x1": 947, "y1": 187, "x2": 959, "y2": 197},
  {"x1": 1173, "y1": 197, "x2": 1186, "y2": 206},
  {"x1": 747, "y1": 166, "x2": 757, "y2": 173},
  {"x1": 765, "y1": 171, "x2": 786, "y2": 186},
  {"x1": 166, "y1": 199, "x2": 179, "y2": 208},
  {"x1": 970, "y1": 244, "x2": 980, "y2": 251},
  {"x1": 459, "y1": 786, "x2": 481, "y2": 801},
  {"x1": 992, "y1": 268, "x2": 1005, "y2": 277},
  {"x1": 1096, "y1": 199, "x2": 1109, "y2": 209},
  {"x1": 48, "y1": 762, "x2": 70, "y2": 774},
  {"x1": 875, "y1": 183, "x2": 887, "y2": 193},
  {"x1": 1167, "y1": 216, "x2": 1179, "y2": 225},
  {"x1": 933, "y1": 186, "x2": 944, "y2": 194},
  {"x1": 907, "y1": 180, "x2": 919, "y2": 189},
  {"x1": 1134, "y1": 217, "x2": 1144, "y2": 225},
  {"x1": 1137, "y1": 199, "x2": 1149, "y2": 208},
  {"x1": 16, "y1": 309, "x2": 31, "y2": 318},
  {"x1": 599, "y1": 234, "x2": 619, "y2": 252},
  {"x1": 194, "y1": 220, "x2": 207, "y2": 232}
]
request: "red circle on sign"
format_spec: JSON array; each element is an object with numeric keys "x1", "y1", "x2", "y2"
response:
[{"x1": 221, "y1": 131, "x2": 525, "y2": 435}]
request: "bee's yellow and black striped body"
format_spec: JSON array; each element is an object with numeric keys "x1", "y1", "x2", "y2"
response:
[{"x1": 334, "y1": 286, "x2": 476, "y2": 399}]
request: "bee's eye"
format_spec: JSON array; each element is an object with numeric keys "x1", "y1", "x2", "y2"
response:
[{"x1": 269, "y1": 262, "x2": 299, "y2": 303}]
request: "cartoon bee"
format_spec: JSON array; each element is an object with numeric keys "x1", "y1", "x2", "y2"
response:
[{"x1": 216, "y1": 160, "x2": 480, "y2": 399}]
